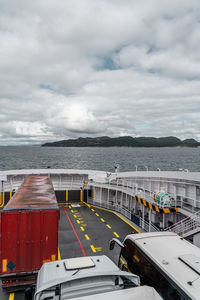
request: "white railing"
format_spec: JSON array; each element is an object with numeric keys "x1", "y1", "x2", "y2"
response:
[
  {"x1": 90, "y1": 180, "x2": 175, "y2": 209},
  {"x1": 165, "y1": 210, "x2": 200, "y2": 236},
  {"x1": 139, "y1": 217, "x2": 160, "y2": 232},
  {"x1": 87, "y1": 198, "x2": 131, "y2": 219}
]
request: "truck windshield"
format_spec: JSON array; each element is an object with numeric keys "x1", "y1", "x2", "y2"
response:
[{"x1": 36, "y1": 275, "x2": 139, "y2": 299}]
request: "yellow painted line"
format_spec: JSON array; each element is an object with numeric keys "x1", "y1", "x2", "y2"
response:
[
  {"x1": 85, "y1": 234, "x2": 90, "y2": 240},
  {"x1": 80, "y1": 189, "x2": 84, "y2": 202},
  {"x1": 73, "y1": 214, "x2": 77, "y2": 218},
  {"x1": 69, "y1": 206, "x2": 71, "y2": 209},
  {"x1": 90, "y1": 245, "x2": 96, "y2": 253},
  {"x1": 77, "y1": 220, "x2": 80, "y2": 224},
  {"x1": 106, "y1": 224, "x2": 111, "y2": 229},
  {"x1": 95, "y1": 247, "x2": 102, "y2": 252},
  {"x1": 58, "y1": 248, "x2": 61, "y2": 260},
  {"x1": 83, "y1": 202, "x2": 140, "y2": 233},
  {"x1": 80, "y1": 226, "x2": 85, "y2": 231},
  {"x1": 100, "y1": 218, "x2": 105, "y2": 222},
  {"x1": 71, "y1": 210, "x2": 74, "y2": 213},
  {"x1": 66, "y1": 189, "x2": 68, "y2": 202},
  {"x1": 9, "y1": 293, "x2": 15, "y2": 300},
  {"x1": 95, "y1": 213, "x2": 99, "y2": 216},
  {"x1": 114, "y1": 232, "x2": 119, "y2": 238},
  {"x1": 91, "y1": 209, "x2": 95, "y2": 211}
]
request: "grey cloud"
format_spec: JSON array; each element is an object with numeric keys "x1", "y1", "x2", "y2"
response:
[{"x1": 0, "y1": 0, "x2": 200, "y2": 145}]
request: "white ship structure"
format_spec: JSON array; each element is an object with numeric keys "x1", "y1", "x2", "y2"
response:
[{"x1": 0, "y1": 169, "x2": 200, "y2": 246}]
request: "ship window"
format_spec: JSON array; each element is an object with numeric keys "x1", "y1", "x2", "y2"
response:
[{"x1": 119, "y1": 240, "x2": 187, "y2": 300}]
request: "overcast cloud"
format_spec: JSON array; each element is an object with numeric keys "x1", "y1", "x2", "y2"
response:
[{"x1": 0, "y1": 0, "x2": 200, "y2": 145}]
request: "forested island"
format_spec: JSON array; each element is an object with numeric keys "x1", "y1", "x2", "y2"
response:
[{"x1": 42, "y1": 136, "x2": 200, "y2": 147}]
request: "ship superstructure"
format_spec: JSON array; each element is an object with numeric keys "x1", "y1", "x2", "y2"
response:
[{"x1": 0, "y1": 169, "x2": 200, "y2": 299}]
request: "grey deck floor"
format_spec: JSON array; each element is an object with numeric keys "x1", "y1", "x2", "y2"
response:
[{"x1": 0, "y1": 202, "x2": 139, "y2": 300}]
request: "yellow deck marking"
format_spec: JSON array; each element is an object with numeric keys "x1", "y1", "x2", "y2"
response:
[
  {"x1": 66, "y1": 190, "x2": 68, "y2": 202},
  {"x1": 82, "y1": 224, "x2": 87, "y2": 227},
  {"x1": 100, "y1": 218, "x2": 105, "y2": 222},
  {"x1": 90, "y1": 245, "x2": 96, "y2": 252},
  {"x1": 83, "y1": 202, "x2": 140, "y2": 233},
  {"x1": 9, "y1": 293, "x2": 15, "y2": 300},
  {"x1": 80, "y1": 226, "x2": 85, "y2": 231},
  {"x1": 106, "y1": 224, "x2": 111, "y2": 229},
  {"x1": 77, "y1": 217, "x2": 83, "y2": 220},
  {"x1": 73, "y1": 215, "x2": 77, "y2": 218},
  {"x1": 114, "y1": 232, "x2": 119, "y2": 238},
  {"x1": 71, "y1": 210, "x2": 74, "y2": 213},
  {"x1": 85, "y1": 234, "x2": 90, "y2": 240},
  {"x1": 95, "y1": 213, "x2": 99, "y2": 216},
  {"x1": 77, "y1": 220, "x2": 80, "y2": 224},
  {"x1": 95, "y1": 247, "x2": 102, "y2": 252},
  {"x1": 69, "y1": 206, "x2": 71, "y2": 209},
  {"x1": 91, "y1": 209, "x2": 95, "y2": 211},
  {"x1": 58, "y1": 248, "x2": 61, "y2": 260}
]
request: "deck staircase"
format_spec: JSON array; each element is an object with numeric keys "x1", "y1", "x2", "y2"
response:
[{"x1": 165, "y1": 210, "x2": 200, "y2": 238}]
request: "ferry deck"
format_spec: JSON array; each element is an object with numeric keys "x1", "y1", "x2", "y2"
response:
[
  {"x1": 1, "y1": 168, "x2": 200, "y2": 299},
  {"x1": 0, "y1": 200, "x2": 140, "y2": 300}
]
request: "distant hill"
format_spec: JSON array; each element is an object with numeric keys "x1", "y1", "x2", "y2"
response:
[{"x1": 42, "y1": 136, "x2": 200, "y2": 147}]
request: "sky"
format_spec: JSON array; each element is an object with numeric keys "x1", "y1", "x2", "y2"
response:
[{"x1": 0, "y1": 0, "x2": 200, "y2": 145}]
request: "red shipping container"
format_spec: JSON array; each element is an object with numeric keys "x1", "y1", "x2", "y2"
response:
[{"x1": 0, "y1": 176, "x2": 59, "y2": 289}]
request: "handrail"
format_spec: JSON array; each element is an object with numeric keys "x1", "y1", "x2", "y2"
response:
[
  {"x1": 165, "y1": 210, "x2": 200, "y2": 235},
  {"x1": 165, "y1": 210, "x2": 200, "y2": 231},
  {"x1": 139, "y1": 217, "x2": 160, "y2": 232}
]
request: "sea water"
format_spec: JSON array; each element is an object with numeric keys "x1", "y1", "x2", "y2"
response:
[{"x1": 0, "y1": 146, "x2": 199, "y2": 172}]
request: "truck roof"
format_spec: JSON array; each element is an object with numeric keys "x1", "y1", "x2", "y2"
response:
[
  {"x1": 35, "y1": 255, "x2": 140, "y2": 298},
  {"x1": 126, "y1": 232, "x2": 200, "y2": 299},
  {"x1": 4, "y1": 176, "x2": 58, "y2": 210}
]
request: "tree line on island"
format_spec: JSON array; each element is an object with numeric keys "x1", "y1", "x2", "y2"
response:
[{"x1": 42, "y1": 136, "x2": 200, "y2": 147}]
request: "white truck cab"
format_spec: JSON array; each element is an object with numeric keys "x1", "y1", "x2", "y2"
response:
[{"x1": 33, "y1": 255, "x2": 162, "y2": 300}]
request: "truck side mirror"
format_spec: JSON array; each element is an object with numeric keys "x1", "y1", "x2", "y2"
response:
[{"x1": 109, "y1": 238, "x2": 124, "y2": 250}]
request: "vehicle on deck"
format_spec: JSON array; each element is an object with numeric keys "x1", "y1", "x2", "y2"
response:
[
  {"x1": 29, "y1": 255, "x2": 162, "y2": 300},
  {"x1": 110, "y1": 232, "x2": 200, "y2": 300},
  {"x1": 0, "y1": 176, "x2": 59, "y2": 290}
]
